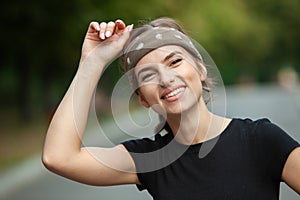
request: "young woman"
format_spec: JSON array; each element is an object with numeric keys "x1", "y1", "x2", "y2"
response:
[{"x1": 42, "y1": 17, "x2": 300, "y2": 199}]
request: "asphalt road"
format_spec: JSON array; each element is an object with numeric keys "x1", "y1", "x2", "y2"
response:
[{"x1": 1, "y1": 84, "x2": 300, "y2": 200}]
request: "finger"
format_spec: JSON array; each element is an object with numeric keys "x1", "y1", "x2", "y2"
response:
[
  {"x1": 92, "y1": 22, "x2": 100, "y2": 32},
  {"x1": 99, "y1": 22, "x2": 107, "y2": 40},
  {"x1": 88, "y1": 22, "x2": 100, "y2": 33},
  {"x1": 116, "y1": 24, "x2": 134, "y2": 46},
  {"x1": 115, "y1": 19, "x2": 126, "y2": 34},
  {"x1": 105, "y1": 21, "x2": 115, "y2": 38}
]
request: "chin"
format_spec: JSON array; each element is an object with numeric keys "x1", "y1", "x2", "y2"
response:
[{"x1": 165, "y1": 102, "x2": 198, "y2": 115}]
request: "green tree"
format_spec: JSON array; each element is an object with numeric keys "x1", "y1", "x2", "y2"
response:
[{"x1": 1, "y1": 0, "x2": 299, "y2": 122}]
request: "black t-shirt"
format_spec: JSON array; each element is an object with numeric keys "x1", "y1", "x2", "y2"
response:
[{"x1": 122, "y1": 118, "x2": 299, "y2": 200}]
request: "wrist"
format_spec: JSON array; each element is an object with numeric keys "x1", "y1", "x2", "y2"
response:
[{"x1": 78, "y1": 55, "x2": 107, "y2": 78}]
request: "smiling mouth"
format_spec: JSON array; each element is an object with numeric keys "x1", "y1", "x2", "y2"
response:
[{"x1": 161, "y1": 86, "x2": 186, "y2": 100}]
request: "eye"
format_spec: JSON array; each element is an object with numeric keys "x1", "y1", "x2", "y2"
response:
[
  {"x1": 141, "y1": 72, "x2": 156, "y2": 82},
  {"x1": 170, "y1": 58, "x2": 182, "y2": 66}
]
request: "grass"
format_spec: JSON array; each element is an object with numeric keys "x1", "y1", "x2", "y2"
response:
[
  {"x1": 0, "y1": 108, "x2": 47, "y2": 172},
  {"x1": 0, "y1": 100, "x2": 141, "y2": 172}
]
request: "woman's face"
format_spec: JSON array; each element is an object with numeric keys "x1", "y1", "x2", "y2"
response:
[{"x1": 134, "y1": 45, "x2": 206, "y2": 115}]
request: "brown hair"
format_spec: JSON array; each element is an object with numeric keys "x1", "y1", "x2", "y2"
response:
[
  {"x1": 121, "y1": 17, "x2": 211, "y2": 90},
  {"x1": 120, "y1": 17, "x2": 212, "y2": 133}
]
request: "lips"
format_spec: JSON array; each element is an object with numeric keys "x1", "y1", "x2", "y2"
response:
[{"x1": 161, "y1": 86, "x2": 186, "y2": 100}]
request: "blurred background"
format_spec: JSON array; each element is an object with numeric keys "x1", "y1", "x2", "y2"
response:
[{"x1": 0, "y1": 0, "x2": 300, "y2": 199}]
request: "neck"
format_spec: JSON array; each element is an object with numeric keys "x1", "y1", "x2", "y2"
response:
[{"x1": 166, "y1": 99, "x2": 229, "y2": 145}]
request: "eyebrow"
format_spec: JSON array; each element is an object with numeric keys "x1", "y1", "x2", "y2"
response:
[
  {"x1": 136, "y1": 51, "x2": 183, "y2": 79},
  {"x1": 162, "y1": 51, "x2": 182, "y2": 63},
  {"x1": 137, "y1": 66, "x2": 155, "y2": 79}
]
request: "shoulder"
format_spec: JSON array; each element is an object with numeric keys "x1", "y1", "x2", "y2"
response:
[
  {"x1": 227, "y1": 118, "x2": 271, "y2": 139},
  {"x1": 233, "y1": 117, "x2": 299, "y2": 154},
  {"x1": 232, "y1": 117, "x2": 283, "y2": 137},
  {"x1": 232, "y1": 117, "x2": 270, "y2": 129},
  {"x1": 244, "y1": 118, "x2": 296, "y2": 143},
  {"x1": 228, "y1": 118, "x2": 298, "y2": 147},
  {"x1": 232, "y1": 118, "x2": 299, "y2": 179}
]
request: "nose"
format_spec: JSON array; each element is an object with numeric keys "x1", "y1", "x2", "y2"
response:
[{"x1": 158, "y1": 65, "x2": 175, "y2": 87}]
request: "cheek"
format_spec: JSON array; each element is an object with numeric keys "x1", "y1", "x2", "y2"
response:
[
  {"x1": 177, "y1": 65, "x2": 202, "y2": 86},
  {"x1": 138, "y1": 84, "x2": 159, "y2": 101}
]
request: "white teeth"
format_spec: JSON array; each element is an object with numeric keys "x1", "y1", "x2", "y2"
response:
[{"x1": 164, "y1": 87, "x2": 184, "y2": 99}]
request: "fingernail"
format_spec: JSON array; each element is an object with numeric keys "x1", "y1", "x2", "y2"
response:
[
  {"x1": 100, "y1": 32, "x2": 105, "y2": 40},
  {"x1": 105, "y1": 31, "x2": 111, "y2": 37},
  {"x1": 128, "y1": 24, "x2": 134, "y2": 32},
  {"x1": 96, "y1": 25, "x2": 100, "y2": 31}
]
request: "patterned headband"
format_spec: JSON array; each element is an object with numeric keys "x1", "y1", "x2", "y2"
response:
[{"x1": 123, "y1": 27, "x2": 203, "y2": 70}]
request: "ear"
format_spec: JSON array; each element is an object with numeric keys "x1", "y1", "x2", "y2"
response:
[
  {"x1": 198, "y1": 62, "x2": 207, "y2": 82},
  {"x1": 200, "y1": 71, "x2": 207, "y2": 82},
  {"x1": 138, "y1": 93, "x2": 150, "y2": 108}
]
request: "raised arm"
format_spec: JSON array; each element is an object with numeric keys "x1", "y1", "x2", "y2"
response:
[{"x1": 42, "y1": 20, "x2": 139, "y2": 186}]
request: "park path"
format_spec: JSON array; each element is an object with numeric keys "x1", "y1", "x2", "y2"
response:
[{"x1": 1, "y1": 84, "x2": 300, "y2": 200}]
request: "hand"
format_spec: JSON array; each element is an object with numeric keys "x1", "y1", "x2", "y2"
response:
[{"x1": 80, "y1": 19, "x2": 133, "y2": 64}]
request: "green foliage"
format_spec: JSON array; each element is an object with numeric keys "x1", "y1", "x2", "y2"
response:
[{"x1": 0, "y1": 0, "x2": 299, "y2": 118}]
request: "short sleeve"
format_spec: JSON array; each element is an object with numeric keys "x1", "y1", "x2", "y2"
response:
[
  {"x1": 255, "y1": 119, "x2": 300, "y2": 181},
  {"x1": 122, "y1": 138, "x2": 152, "y2": 191},
  {"x1": 123, "y1": 135, "x2": 168, "y2": 191},
  {"x1": 122, "y1": 134, "x2": 172, "y2": 192}
]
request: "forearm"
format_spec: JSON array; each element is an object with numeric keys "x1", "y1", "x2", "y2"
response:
[
  {"x1": 42, "y1": 20, "x2": 132, "y2": 181},
  {"x1": 42, "y1": 59, "x2": 105, "y2": 165}
]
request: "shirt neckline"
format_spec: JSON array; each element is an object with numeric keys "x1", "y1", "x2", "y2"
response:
[{"x1": 163, "y1": 118, "x2": 237, "y2": 154}]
